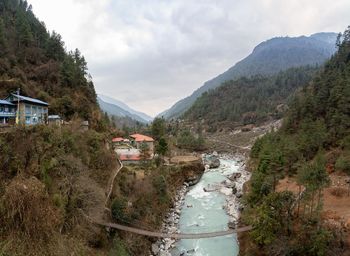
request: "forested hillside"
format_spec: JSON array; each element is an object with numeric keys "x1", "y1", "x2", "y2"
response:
[
  {"x1": 184, "y1": 66, "x2": 318, "y2": 130},
  {"x1": 161, "y1": 33, "x2": 337, "y2": 120},
  {"x1": 0, "y1": 1, "x2": 119, "y2": 255},
  {"x1": 241, "y1": 27, "x2": 350, "y2": 255},
  {"x1": 0, "y1": 0, "x2": 98, "y2": 120}
]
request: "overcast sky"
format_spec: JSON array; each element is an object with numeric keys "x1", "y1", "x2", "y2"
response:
[{"x1": 29, "y1": 0, "x2": 350, "y2": 117}]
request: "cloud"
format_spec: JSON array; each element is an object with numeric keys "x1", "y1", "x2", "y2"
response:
[{"x1": 29, "y1": 0, "x2": 350, "y2": 116}]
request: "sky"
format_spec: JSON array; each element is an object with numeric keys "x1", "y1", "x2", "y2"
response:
[{"x1": 28, "y1": 0, "x2": 350, "y2": 117}]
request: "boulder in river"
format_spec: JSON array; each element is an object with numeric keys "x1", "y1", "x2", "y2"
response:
[{"x1": 203, "y1": 154, "x2": 220, "y2": 169}]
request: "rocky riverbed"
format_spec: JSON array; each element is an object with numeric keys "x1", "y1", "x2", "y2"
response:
[
  {"x1": 151, "y1": 183, "x2": 190, "y2": 256},
  {"x1": 151, "y1": 154, "x2": 250, "y2": 256}
]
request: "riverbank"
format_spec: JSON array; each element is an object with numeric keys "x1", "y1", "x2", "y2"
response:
[{"x1": 219, "y1": 154, "x2": 250, "y2": 227}]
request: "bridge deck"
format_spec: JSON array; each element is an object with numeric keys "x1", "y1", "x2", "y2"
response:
[{"x1": 96, "y1": 221, "x2": 252, "y2": 239}]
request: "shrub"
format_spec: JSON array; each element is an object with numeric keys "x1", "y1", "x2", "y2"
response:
[
  {"x1": 0, "y1": 176, "x2": 60, "y2": 240},
  {"x1": 108, "y1": 238, "x2": 130, "y2": 256},
  {"x1": 111, "y1": 197, "x2": 130, "y2": 224},
  {"x1": 335, "y1": 153, "x2": 350, "y2": 174}
]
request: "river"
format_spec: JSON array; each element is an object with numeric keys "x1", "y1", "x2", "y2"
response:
[{"x1": 171, "y1": 156, "x2": 249, "y2": 256}]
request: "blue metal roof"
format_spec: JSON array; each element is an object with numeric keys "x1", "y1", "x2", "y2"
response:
[
  {"x1": 11, "y1": 94, "x2": 49, "y2": 106},
  {"x1": 0, "y1": 99, "x2": 15, "y2": 105}
]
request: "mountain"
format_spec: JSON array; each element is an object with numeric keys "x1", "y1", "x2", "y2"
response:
[
  {"x1": 184, "y1": 66, "x2": 318, "y2": 130},
  {"x1": 98, "y1": 95, "x2": 152, "y2": 123},
  {"x1": 160, "y1": 32, "x2": 338, "y2": 120}
]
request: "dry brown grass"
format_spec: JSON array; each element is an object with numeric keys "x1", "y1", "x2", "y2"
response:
[{"x1": 0, "y1": 176, "x2": 60, "y2": 240}]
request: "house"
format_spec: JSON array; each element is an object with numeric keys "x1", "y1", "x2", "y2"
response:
[
  {"x1": 0, "y1": 100, "x2": 16, "y2": 125},
  {"x1": 112, "y1": 133, "x2": 155, "y2": 163},
  {"x1": 48, "y1": 115, "x2": 62, "y2": 126},
  {"x1": 130, "y1": 134, "x2": 154, "y2": 154},
  {"x1": 5, "y1": 93, "x2": 49, "y2": 125},
  {"x1": 112, "y1": 137, "x2": 127, "y2": 145},
  {"x1": 117, "y1": 148, "x2": 141, "y2": 164}
]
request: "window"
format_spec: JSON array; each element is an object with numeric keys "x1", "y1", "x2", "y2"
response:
[
  {"x1": 25, "y1": 105, "x2": 31, "y2": 115},
  {"x1": 25, "y1": 116, "x2": 31, "y2": 124}
]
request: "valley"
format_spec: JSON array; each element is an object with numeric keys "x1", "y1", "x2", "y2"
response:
[{"x1": 0, "y1": 0, "x2": 349, "y2": 256}]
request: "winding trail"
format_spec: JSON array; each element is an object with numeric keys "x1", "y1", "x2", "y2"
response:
[{"x1": 105, "y1": 158, "x2": 123, "y2": 207}]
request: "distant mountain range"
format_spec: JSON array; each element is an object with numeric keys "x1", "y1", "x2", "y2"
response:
[
  {"x1": 159, "y1": 32, "x2": 338, "y2": 120},
  {"x1": 98, "y1": 94, "x2": 153, "y2": 123}
]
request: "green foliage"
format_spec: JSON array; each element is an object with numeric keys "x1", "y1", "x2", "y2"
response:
[
  {"x1": 291, "y1": 225, "x2": 334, "y2": 256},
  {"x1": 335, "y1": 152, "x2": 350, "y2": 174},
  {"x1": 0, "y1": 125, "x2": 117, "y2": 181},
  {"x1": 151, "y1": 117, "x2": 166, "y2": 140},
  {"x1": 155, "y1": 137, "x2": 168, "y2": 156},
  {"x1": 297, "y1": 153, "x2": 330, "y2": 192},
  {"x1": 250, "y1": 191, "x2": 294, "y2": 246},
  {"x1": 111, "y1": 197, "x2": 130, "y2": 224},
  {"x1": 152, "y1": 175, "x2": 167, "y2": 196},
  {"x1": 176, "y1": 129, "x2": 206, "y2": 151},
  {"x1": 109, "y1": 238, "x2": 130, "y2": 256}
]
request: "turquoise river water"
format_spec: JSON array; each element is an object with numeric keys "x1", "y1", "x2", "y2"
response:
[{"x1": 171, "y1": 158, "x2": 241, "y2": 256}]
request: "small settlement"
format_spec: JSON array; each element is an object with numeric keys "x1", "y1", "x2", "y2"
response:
[
  {"x1": 113, "y1": 134, "x2": 155, "y2": 164},
  {"x1": 0, "y1": 93, "x2": 62, "y2": 126}
]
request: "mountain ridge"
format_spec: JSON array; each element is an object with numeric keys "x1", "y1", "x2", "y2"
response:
[
  {"x1": 98, "y1": 94, "x2": 153, "y2": 123},
  {"x1": 159, "y1": 32, "x2": 338, "y2": 120}
]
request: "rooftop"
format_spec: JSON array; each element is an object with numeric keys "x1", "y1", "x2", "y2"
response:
[
  {"x1": 112, "y1": 137, "x2": 125, "y2": 142},
  {"x1": 0, "y1": 100, "x2": 15, "y2": 106},
  {"x1": 10, "y1": 94, "x2": 49, "y2": 106},
  {"x1": 130, "y1": 133, "x2": 154, "y2": 142}
]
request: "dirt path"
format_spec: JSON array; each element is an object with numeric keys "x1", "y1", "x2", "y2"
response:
[{"x1": 105, "y1": 159, "x2": 123, "y2": 207}]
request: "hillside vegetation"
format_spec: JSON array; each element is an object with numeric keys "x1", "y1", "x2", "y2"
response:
[
  {"x1": 161, "y1": 33, "x2": 337, "y2": 120},
  {"x1": 184, "y1": 66, "x2": 318, "y2": 130},
  {"x1": 241, "y1": 27, "x2": 350, "y2": 256},
  {"x1": 0, "y1": 1, "x2": 117, "y2": 255},
  {"x1": 0, "y1": 0, "x2": 98, "y2": 120}
]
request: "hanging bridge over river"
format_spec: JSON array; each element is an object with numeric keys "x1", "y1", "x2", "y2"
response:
[
  {"x1": 93, "y1": 219, "x2": 252, "y2": 239},
  {"x1": 82, "y1": 207, "x2": 252, "y2": 239}
]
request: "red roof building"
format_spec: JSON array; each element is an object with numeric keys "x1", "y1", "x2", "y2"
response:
[
  {"x1": 112, "y1": 137, "x2": 125, "y2": 143},
  {"x1": 130, "y1": 134, "x2": 154, "y2": 142},
  {"x1": 113, "y1": 134, "x2": 155, "y2": 163},
  {"x1": 119, "y1": 154, "x2": 141, "y2": 161}
]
